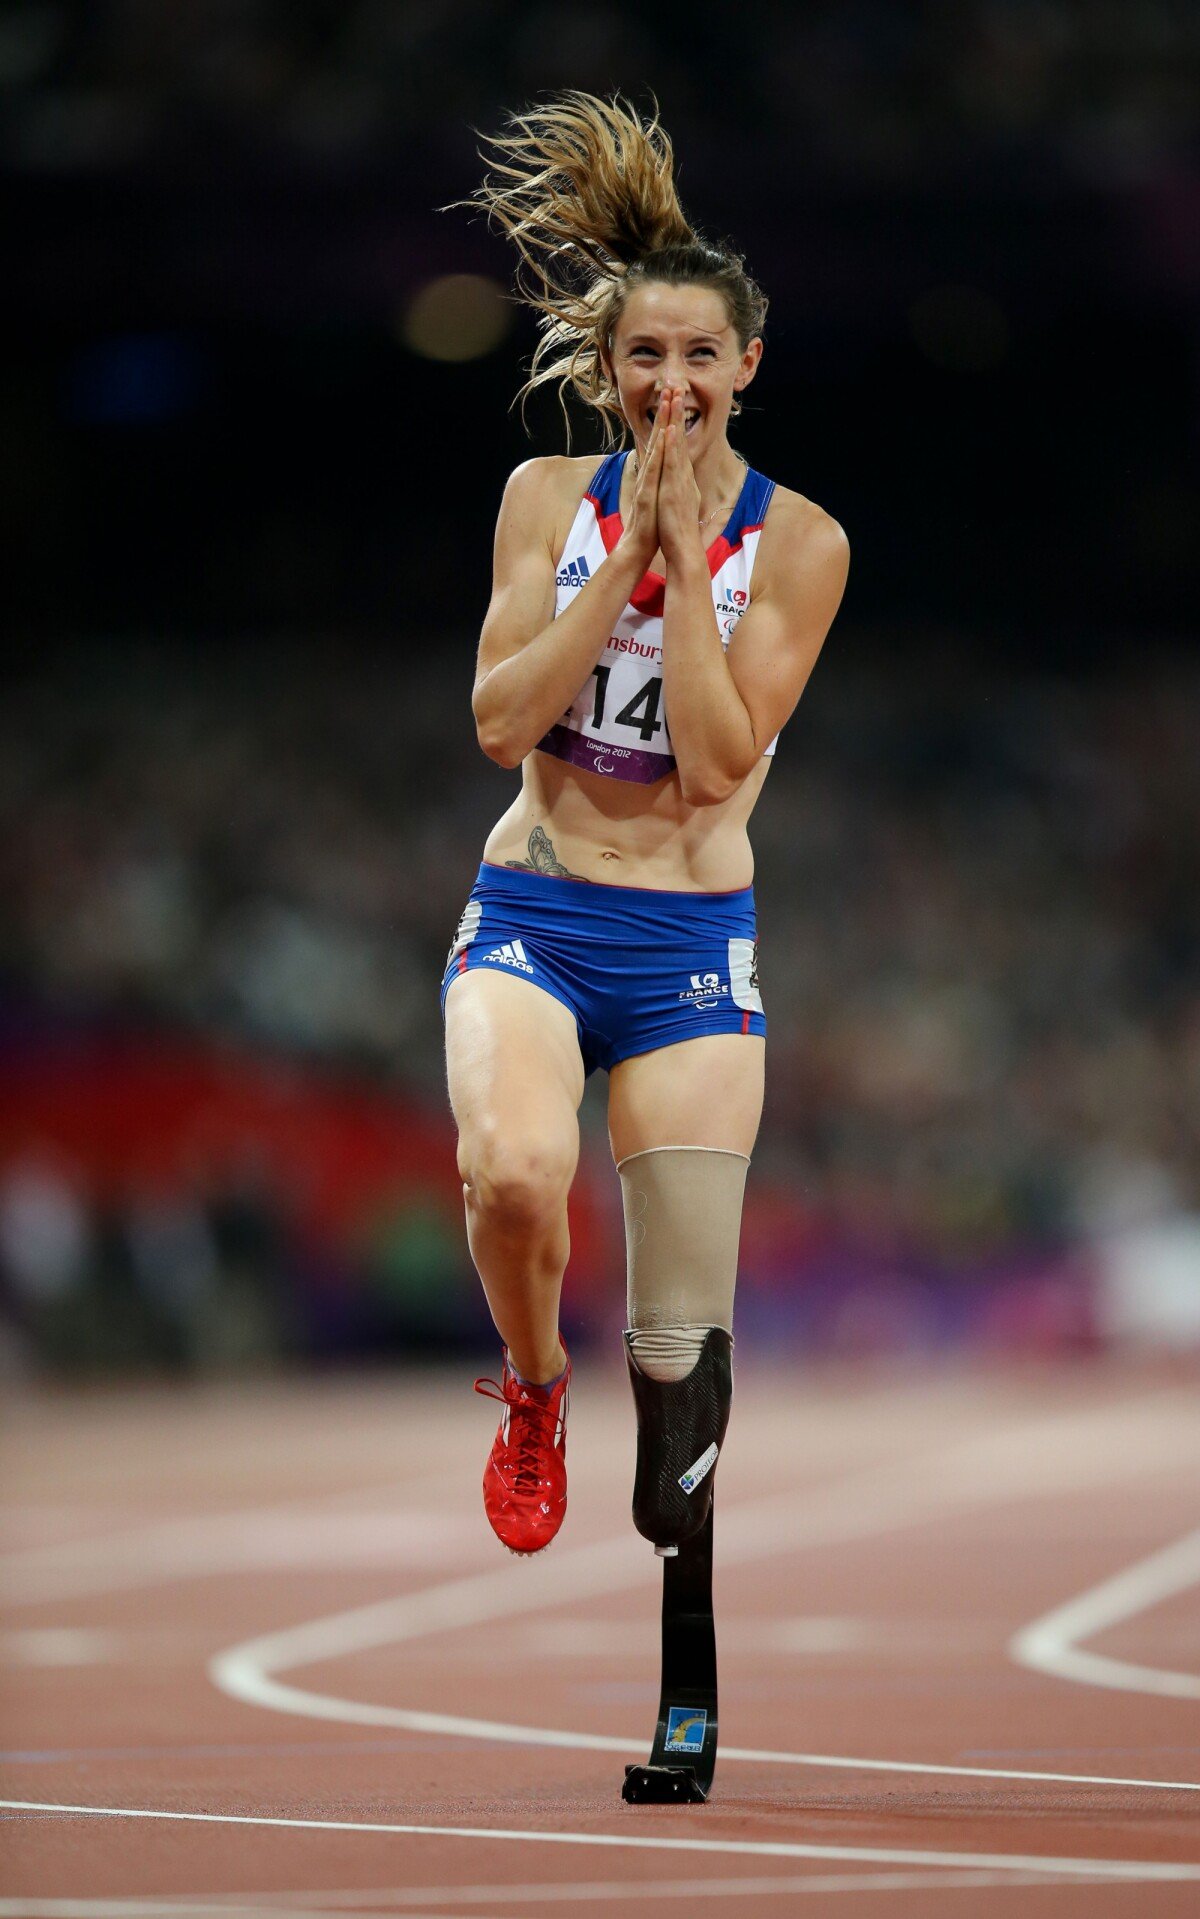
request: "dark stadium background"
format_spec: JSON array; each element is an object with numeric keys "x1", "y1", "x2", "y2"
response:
[{"x1": 2, "y1": 1, "x2": 1197, "y2": 1376}]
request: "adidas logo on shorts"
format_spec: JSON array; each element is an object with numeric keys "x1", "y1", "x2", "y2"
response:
[{"x1": 484, "y1": 939, "x2": 534, "y2": 974}]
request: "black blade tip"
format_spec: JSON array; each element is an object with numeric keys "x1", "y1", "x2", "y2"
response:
[{"x1": 621, "y1": 1763, "x2": 709, "y2": 1805}]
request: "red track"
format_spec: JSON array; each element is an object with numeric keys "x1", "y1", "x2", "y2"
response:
[{"x1": 3, "y1": 1359, "x2": 1199, "y2": 1916}]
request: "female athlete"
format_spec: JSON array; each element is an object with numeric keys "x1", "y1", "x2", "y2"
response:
[{"x1": 442, "y1": 93, "x2": 849, "y2": 1556}]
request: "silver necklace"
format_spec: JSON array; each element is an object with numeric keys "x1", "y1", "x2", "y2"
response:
[
  {"x1": 629, "y1": 447, "x2": 747, "y2": 531},
  {"x1": 697, "y1": 495, "x2": 735, "y2": 530}
]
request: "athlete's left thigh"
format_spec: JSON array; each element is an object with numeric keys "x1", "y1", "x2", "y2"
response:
[{"x1": 607, "y1": 1035, "x2": 765, "y2": 1164}]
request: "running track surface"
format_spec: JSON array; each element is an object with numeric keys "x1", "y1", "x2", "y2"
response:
[{"x1": 3, "y1": 1358, "x2": 1200, "y2": 1918}]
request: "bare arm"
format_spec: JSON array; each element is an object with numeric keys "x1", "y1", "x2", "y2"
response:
[
  {"x1": 654, "y1": 398, "x2": 849, "y2": 803},
  {"x1": 472, "y1": 418, "x2": 668, "y2": 768},
  {"x1": 661, "y1": 508, "x2": 847, "y2": 804}
]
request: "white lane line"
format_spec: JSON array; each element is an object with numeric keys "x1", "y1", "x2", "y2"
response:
[
  {"x1": 129, "y1": 1867, "x2": 1175, "y2": 1905},
  {"x1": 2, "y1": 1800, "x2": 1200, "y2": 1881},
  {"x1": 209, "y1": 1677, "x2": 1200, "y2": 1796},
  {"x1": 0, "y1": 1871, "x2": 1138, "y2": 1914},
  {"x1": 1011, "y1": 1526, "x2": 1200, "y2": 1701},
  {"x1": 209, "y1": 1418, "x2": 1200, "y2": 1795},
  {"x1": 689, "y1": 1744, "x2": 1199, "y2": 1793}
]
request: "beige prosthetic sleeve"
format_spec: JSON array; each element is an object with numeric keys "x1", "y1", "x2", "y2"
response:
[{"x1": 618, "y1": 1146, "x2": 750, "y2": 1382}]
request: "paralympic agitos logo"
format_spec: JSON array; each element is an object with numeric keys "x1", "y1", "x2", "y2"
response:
[{"x1": 678, "y1": 971, "x2": 729, "y2": 1009}]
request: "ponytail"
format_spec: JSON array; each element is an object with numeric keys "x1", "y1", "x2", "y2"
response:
[{"x1": 458, "y1": 91, "x2": 767, "y2": 445}]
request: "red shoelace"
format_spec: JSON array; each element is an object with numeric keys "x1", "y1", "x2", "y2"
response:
[{"x1": 474, "y1": 1371, "x2": 555, "y2": 1492}]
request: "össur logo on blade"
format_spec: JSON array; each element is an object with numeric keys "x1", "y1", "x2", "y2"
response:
[
  {"x1": 664, "y1": 1706, "x2": 707, "y2": 1754},
  {"x1": 679, "y1": 1442, "x2": 718, "y2": 1495}
]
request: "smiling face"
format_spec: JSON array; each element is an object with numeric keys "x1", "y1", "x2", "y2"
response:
[{"x1": 606, "y1": 280, "x2": 763, "y2": 461}]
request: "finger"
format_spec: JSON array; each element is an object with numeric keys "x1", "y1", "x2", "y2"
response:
[
  {"x1": 636, "y1": 394, "x2": 663, "y2": 470},
  {"x1": 641, "y1": 390, "x2": 672, "y2": 469}
]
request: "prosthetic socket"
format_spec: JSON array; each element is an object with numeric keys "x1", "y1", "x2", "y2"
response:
[{"x1": 619, "y1": 1147, "x2": 747, "y2": 1551}]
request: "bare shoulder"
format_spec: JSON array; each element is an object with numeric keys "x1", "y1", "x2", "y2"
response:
[
  {"x1": 498, "y1": 453, "x2": 600, "y2": 553},
  {"x1": 501, "y1": 452, "x2": 598, "y2": 506},
  {"x1": 758, "y1": 482, "x2": 850, "y2": 577}
]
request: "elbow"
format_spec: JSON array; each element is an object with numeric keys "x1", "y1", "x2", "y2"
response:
[
  {"x1": 475, "y1": 720, "x2": 525, "y2": 770},
  {"x1": 677, "y1": 727, "x2": 759, "y2": 806},
  {"x1": 679, "y1": 767, "x2": 743, "y2": 808},
  {"x1": 472, "y1": 689, "x2": 526, "y2": 769}
]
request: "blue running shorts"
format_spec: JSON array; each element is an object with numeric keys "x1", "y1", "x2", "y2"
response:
[{"x1": 440, "y1": 861, "x2": 765, "y2": 1076}]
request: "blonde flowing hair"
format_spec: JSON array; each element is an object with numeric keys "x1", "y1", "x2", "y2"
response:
[{"x1": 456, "y1": 91, "x2": 767, "y2": 445}]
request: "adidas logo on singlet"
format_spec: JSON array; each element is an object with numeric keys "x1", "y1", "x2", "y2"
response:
[
  {"x1": 555, "y1": 555, "x2": 591, "y2": 589},
  {"x1": 484, "y1": 939, "x2": 534, "y2": 974}
]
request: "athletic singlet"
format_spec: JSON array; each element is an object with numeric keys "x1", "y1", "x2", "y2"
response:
[{"x1": 536, "y1": 449, "x2": 778, "y2": 785}]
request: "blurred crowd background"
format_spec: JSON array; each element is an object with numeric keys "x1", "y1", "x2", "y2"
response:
[{"x1": 3, "y1": 2, "x2": 1198, "y2": 1375}]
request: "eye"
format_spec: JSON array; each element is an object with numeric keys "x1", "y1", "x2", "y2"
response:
[{"x1": 690, "y1": 348, "x2": 716, "y2": 359}]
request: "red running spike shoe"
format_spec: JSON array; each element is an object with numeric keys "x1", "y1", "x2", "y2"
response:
[{"x1": 474, "y1": 1345, "x2": 570, "y2": 1555}]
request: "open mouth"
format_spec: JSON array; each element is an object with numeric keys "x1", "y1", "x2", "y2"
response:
[{"x1": 648, "y1": 407, "x2": 701, "y2": 435}]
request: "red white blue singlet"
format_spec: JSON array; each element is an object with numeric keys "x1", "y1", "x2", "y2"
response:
[{"x1": 536, "y1": 449, "x2": 779, "y2": 785}]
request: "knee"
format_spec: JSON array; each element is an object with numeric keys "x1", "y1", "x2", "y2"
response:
[{"x1": 460, "y1": 1126, "x2": 574, "y2": 1231}]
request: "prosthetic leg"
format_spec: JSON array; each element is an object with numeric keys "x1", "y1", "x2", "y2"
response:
[
  {"x1": 615, "y1": 1148, "x2": 745, "y2": 1806},
  {"x1": 621, "y1": 1328, "x2": 731, "y2": 1803},
  {"x1": 623, "y1": 1508, "x2": 717, "y2": 1802}
]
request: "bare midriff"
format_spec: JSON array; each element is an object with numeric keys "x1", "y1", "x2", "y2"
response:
[{"x1": 482, "y1": 751, "x2": 771, "y2": 892}]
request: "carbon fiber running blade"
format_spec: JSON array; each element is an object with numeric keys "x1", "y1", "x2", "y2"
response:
[{"x1": 621, "y1": 1505, "x2": 716, "y2": 1803}]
